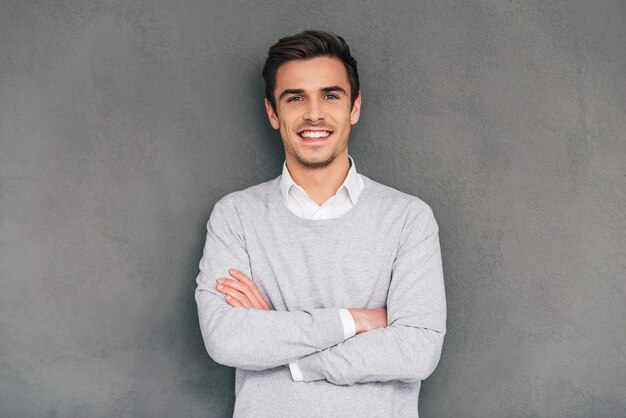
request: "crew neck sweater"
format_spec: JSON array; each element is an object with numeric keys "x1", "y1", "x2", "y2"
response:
[
  {"x1": 195, "y1": 173, "x2": 447, "y2": 418},
  {"x1": 279, "y1": 154, "x2": 364, "y2": 381}
]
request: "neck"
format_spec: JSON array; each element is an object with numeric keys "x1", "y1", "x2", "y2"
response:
[{"x1": 285, "y1": 151, "x2": 351, "y2": 206}]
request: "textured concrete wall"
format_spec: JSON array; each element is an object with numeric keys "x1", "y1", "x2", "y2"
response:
[{"x1": 1, "y1": 1, "x2": 624, "y2": 417}]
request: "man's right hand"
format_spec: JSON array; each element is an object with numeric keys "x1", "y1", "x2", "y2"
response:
[{"x1": 347, "y1": 307, "x2": 387, "y2": 334}]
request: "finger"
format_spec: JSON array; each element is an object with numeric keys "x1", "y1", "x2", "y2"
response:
[
  {"x1": 229, "y1": 269, "x2": 272, "y2": 310},
  {"x1": 219, "y1": 278, "x2": 262, "y2": 309},
  {"x1": 222, "y1": 276, "x2": 267, "y2": 310},
  {"x1": 223, "y1": 279, "x2": 267, "y2": 310},
  {"x1": 225, "y1": 294, "x2": 245, "y2": 308},
  {"x1": 217, "y1": 283, "x2": 254, "y2": 308}
]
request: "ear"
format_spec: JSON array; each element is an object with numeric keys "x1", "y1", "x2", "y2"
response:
[
  {"x1": 264, "y1": 98, "x2": 280, "y2": 130},
  {"x1": 350, "y1": 90, "x2": 362, "y2": 125}
]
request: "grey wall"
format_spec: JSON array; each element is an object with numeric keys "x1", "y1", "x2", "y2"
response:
[{"x1": 1, "y1": 1, "x2": 624, "y2": 417}]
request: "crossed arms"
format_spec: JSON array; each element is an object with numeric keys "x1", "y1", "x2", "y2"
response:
[{"x1": 194, "y1": 195, "x2": 447, "y2": 386}]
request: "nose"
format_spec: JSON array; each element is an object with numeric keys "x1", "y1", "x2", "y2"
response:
[{"x1": 303, "y1": 98, "x2": 325, "y2": 122}]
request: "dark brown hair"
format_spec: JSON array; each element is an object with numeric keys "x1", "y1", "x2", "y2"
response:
[{"x1": 262, "y1": 29, "x2": 360, "y2": 115}]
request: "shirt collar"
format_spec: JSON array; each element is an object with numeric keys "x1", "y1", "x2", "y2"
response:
[{"x1": 279, "y1": 154, "x2": 361, "y2": 205}]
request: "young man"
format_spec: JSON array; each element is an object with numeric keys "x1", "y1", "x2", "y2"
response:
[{"x1": 195, "y1": 29, "x2": 446, "y2": 418}]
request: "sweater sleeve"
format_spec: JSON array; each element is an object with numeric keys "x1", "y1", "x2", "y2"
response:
[
  {"x1": 195, "y1": 195, "x2": 347, "y2": 371},
  {"x1": 289, "y1": 308, "x2": 356, "y2": 381},
  {"x1": 293, "y1": 203, "x2": 447, "y2": 385}
]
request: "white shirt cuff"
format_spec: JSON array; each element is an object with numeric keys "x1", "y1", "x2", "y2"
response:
[
  {"x1": 338, "y1": 308, "x2": 357, "y2": 339},
  {"x1": 289, "y1": 361, "x2": 305, "y2": 381}
]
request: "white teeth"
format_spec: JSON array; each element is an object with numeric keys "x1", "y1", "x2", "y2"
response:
[{"x1": 300, "y1": 131, "x2": 331, "y2": 139}]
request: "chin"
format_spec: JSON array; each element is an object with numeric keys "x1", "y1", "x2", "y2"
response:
[{"x1": 296, "y1": 153, "x2": 337, "y2": 169}]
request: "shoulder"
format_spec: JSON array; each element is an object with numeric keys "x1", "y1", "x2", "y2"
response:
[
  {"x1": 211, "y1": 177, "x2": 277, "y2": 220},
  {"x1": 363, "y1": 175, "x2": 439, "y2": 233},
  {"x1": 205, "y1": 178, "x2": 276, "y2": 234},
  {"x1": 364, "y1": 175, "x2": 435, "y2": 215}
]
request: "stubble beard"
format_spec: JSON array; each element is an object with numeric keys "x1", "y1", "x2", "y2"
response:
[{"x1": 293, "y1": 147, "x2": 338, "y2": 169}]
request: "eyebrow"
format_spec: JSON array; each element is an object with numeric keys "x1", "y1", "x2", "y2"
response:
[{"x1": 278, "y1": 85, "x2": 348, "y2": 102}]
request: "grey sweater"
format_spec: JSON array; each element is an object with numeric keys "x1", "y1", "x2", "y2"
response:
[{"x1": 195, "y1": 174, "x2": 447, "y2": 418}]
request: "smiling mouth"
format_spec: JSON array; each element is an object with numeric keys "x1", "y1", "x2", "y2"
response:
[{"x1": 298, "y1": 130, "x2": 334, "y2": 141}]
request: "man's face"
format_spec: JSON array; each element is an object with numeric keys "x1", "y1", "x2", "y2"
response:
[{"x1": 264, "y1": 56, "x2": 361, "y2": 169}]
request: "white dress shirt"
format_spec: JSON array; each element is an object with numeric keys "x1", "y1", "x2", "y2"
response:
[{"x1": 279, "y1": 154, "x2": 364, "y2": 381}]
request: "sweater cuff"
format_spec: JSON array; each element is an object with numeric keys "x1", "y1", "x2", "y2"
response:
[
  {"x1": 288, "y1": 361, "x2": 305, "y2": 381},
  {"x1": 293, "y1": 351, "x2": 326, "y2": 383},
  {"x1": 291, "y1": 310, "x2": 352, "y2": 383},
  {"x1": 338, "y1": 308, "x2": 357, "y2": 339}
]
